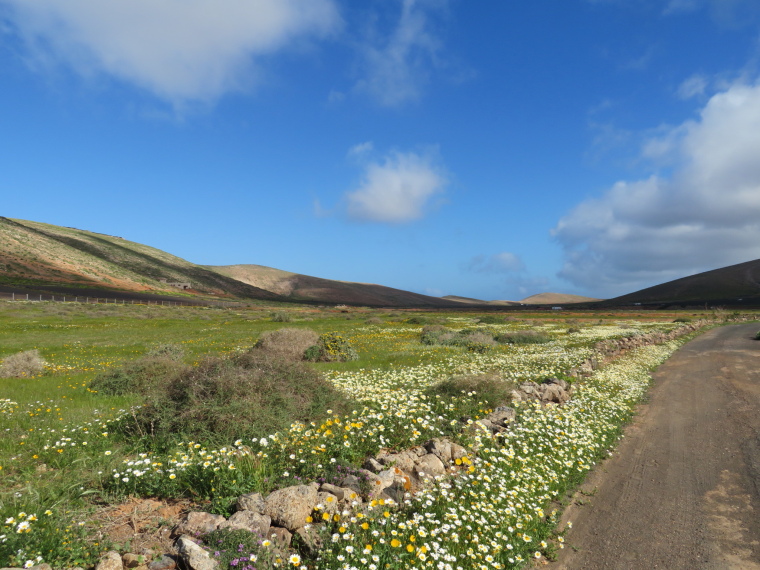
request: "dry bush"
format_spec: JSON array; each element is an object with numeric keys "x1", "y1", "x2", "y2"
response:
[
  {"x1": 0, "y1": 349, "x2": 46, "y2": 378},
  {"x1": 254, "y1": 327, "x2": 319, "y2": 361},
  {"x1": 123, "y1": 351, "x2": 355, "y2": 445}
]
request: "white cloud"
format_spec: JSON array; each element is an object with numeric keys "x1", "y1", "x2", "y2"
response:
[
  {"x1": 345, "y1": 148, "x2": 447, "y2": 223},
  {"x1": 468, "y1": 252, "x2": 525, "y2": 274},
  {"x1": 347, "y1": 141, "x2": 374, "y2": 158},
  {"x1": 1, "y1": 0, "x2": 340, "y2": 104},
  {"x1": 677, "y1": 74, "x2": 708, "y2": 99},
  {"x1": 553, "y1": 80, "x2": 760, "y2": 297},
  {"x1": 354, "y1": 0, "x2": 448, "y2": 106}
]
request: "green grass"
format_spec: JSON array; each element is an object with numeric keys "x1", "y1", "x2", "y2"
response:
[{"x1": 0, "y1": 300, "x2": 746, "y2": 568}]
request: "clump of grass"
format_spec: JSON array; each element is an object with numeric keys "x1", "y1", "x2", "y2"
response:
[
  {"x1": 0, "y1": 349, "x2": 46, "y2": 378},
  {"x1": 304, "y1": 332, "x2": 359, "y2": 362},
  {"x1": 754, "y1": 330, "x2": 760, "y2": 340},
  {"x1": 424, "y1": 373, "x2": 515, "y2": 421},
  {"x1": 420, "y1": 327, "x2": 497, "y2": 353},
  {"x1": 270, "y1": 311, "x2": 291, "y2": 322},
  {"x1": 365, "y1": 317, "x2": 384, "y2": 325},
  {"x1": 254, "y1": 327, "x2": 319, "y2": 361},
  {"x1": 116, "y1": 350, "x2": 354, "y2": 446},
  {"x1": 494, "y1": 330, "x2": 553, "y2": 345},
  {"x1": 673, "y1": 317, "x2": 692, "y2": 323},
  {"x1": 89, "y1": 354, "x2": 189, "y2": 396}
]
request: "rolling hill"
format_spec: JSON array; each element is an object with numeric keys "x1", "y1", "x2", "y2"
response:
[
  {"x1": 0, "y1": 217, "x2": 282, "y2": 301},
  {"x1": 519, "y1": 293, "x2": 602, "y2": 305},
  {"x1": 605, "y1": 258, "x2": 760, "y2": 306},
  {"x1": 207, "y1": 264, "x2": 466, "y2": 308}
]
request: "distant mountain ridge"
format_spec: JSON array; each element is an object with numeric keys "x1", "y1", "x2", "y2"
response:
[{"x1": 207, "y1": 264, "x2": 465, "y2": 307}]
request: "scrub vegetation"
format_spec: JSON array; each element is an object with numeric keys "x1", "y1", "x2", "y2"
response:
[{"x1": 0, "y1": 300, "x2": 729, "y2": 569}]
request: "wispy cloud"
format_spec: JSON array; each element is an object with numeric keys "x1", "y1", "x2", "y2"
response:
[
  {"x1": 354, "y1": 0, "x2": 449, "y2": 106},
  {"x1": 344, "y1": 147, "x2": 447, "y2": 223},
  {"x1": 554, "y1": 79, "x2": 760, "y2": 297},
  {"x1": 467, "y1": 252, "x2": 525, "y2": 274},
  {"x1": 1, "y1": 0, "x2": 341, "y2": 104}
]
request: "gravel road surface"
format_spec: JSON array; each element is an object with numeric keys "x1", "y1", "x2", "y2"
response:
[{"x1": 546, "y1": 322, "x2": 760, "y2": 569}]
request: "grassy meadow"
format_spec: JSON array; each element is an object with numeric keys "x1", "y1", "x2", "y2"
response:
[{"x1": 0, "y1": 300, "x2": 730, "y2": 569}]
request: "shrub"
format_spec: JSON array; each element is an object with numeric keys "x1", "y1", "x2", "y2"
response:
[
  {"x1": 144, "y1": 343, "x2": 186, "y2": 361},
  {"x1": 304, "y1": 332, "x2": 359, "y2": 362},
  {"x1": 118, "y1": 351, "x2": 354, "y2": 445},
  {"x1": 673, "y1": 317, "x2": 691, "y2": 323},
  {"x1": 406, "y1": 316, "x2": 431, "y2": 325},
  {"x1": 494, "y1": 330, "x2": 553, "y2": 345},
  {"x1": 0, "y1": 349, "x2": 46, "y2": 378},
  {"x1": 754, "y1": 330, "x2": 760, "y2": 340},
  {"x1": 365, "y1": 317, "x2": 384, "y2": 325},
  {"x1": 89, "y1": 355, "x2": 189, "y2": 396},
  {"x1": 254, "y1": 327, "x2": 319, "y2": 361},
  {"x1": 567, "y1": 327, "x2": 582, "y2": 334},
  {"x1": 425, "y1": 373, "x2": 516, "y2": 418},
  {"x1": 270, "y1": 311, "x2": 291, "y2": 322}
]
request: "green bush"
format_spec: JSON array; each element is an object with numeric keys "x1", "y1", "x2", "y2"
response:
[
  {"x1": 365, "y1": 317, "x2": 384, "y2": 325},
  {"x1": 494, "y1": 330, "x2": 553, "y2": 345},
  {"x1": 304, "y1": 332, "x2": 359, "y2": 362},
  {"x1": 420, "y1": 327, "x2": 497, "y2": 352},
  {"x1": 425, "y1": 373, "x2": 515, "y2": 418},
  {"x1": 0, "y1": 349, "x2": 46, "y2": 378},
  {"x1": 89, "y1": 355, "x2": 189, "y2": 396},
  {"x1": 116, "y1": 351, "x2": 354, "y2": 446},
  {"x1": 754, "y1": 330, "x2": 760, "y2": 340},
  {"x1": 254, "y1": 327, "x2": 319, "y2": 361},
  {"x1": 270, "y1": 311, "x2": 291, "y2": 322},
  {"x1": 672, "y1": 317, "x2": 692, "y2": 323}
]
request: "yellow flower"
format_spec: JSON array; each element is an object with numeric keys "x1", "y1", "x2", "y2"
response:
[{"x1": 390, "y1": 539, "x2": 401, "y2": 548}]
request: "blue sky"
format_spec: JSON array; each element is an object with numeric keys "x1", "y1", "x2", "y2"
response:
[{"x1": 3, "y1": 0, "x2": 760, "y2": 301}]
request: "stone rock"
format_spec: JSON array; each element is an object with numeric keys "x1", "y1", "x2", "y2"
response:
[
  {"x1": 449, "y1": 442, "x2": 468, "y2": 461},
  {"x1": 316, "y1": 491, "x2": 340, "y2": 514},
  {"x1": 122, "y1": 554, "x2": 147, "y2": 569},
  {"x1": 147, "y1": 556, "x2": 176, "y2": 570},
  {"x1": 487, "y1": 407, "x2": 516, "y2": 426},
  {"x1": 173, "y1": 512, "x2": 225, "y2": 537},
  {"x1": 414, "y1": 454, "x2": 446, "y2": 479},
  {"x1": 362, "y1": 457, "x2": 384, "y2": 473},
  {"x1": 96, "y1": 551, "x2": 123, "y2": 570},
  {"x1": 319, "y1": 483, "x2": 345, "y2": 499},
  {"x1": 219, "y1": 511, "x2": 270, "y2": 536},
  {"x1": 424, "y1": 438, "x2": 453, "y2": 463},
  {"x1": 339, "y1": 474, "x2": 363, "y2": 495},
  {"x1": 295, "y1": 524, "x2": 324, "y2": 554},
  {"x1": 339, "y1": 487, "x2": 363, "y2": 506},
  {"x1": 378, "y1": 480, "x2": 407, "y2": 503},
  {"x1": 236, "y1": 492, "x2": 266, "y2": 514},
  {"x1": 540, "y1": 384, "x2": 569, "y2": 404},
  {"x1": 267, "y1": 526, "x2": 292, "y2": 549},
  {"x1": 176, "y1": 536, "x2": 217, "y2": 570},
  {"x1": 376, "y1": 450, "x2": 417, "y2": 473},
  {"x1": 264, "y1": 484, "x2": 318, "y2": 531},
  {"x1": 28, "y1": 565, "x2": 52, "y2": 570}
]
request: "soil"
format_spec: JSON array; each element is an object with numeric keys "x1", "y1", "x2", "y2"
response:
[{"x1": 544, "y1": 322, "x2": 760, "y2": 569}]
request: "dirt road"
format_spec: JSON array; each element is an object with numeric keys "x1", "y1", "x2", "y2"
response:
[{"x1": 547, "y1": 322, "x2": 760, "y2": 570}]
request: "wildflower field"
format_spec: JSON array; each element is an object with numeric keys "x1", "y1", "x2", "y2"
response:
[{"x1": 0, "y1": 300, "x2": 724, "y2": 569}]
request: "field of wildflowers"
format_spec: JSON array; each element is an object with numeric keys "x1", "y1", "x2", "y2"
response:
[{"x1": 0, "y1": 301, "x2": 719, "y2": 569}]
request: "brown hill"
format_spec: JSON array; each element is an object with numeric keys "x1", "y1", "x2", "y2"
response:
[
  {"x1": 441, "y1": 295, "x2": 520, "y2": 306},
  {"x1": 208, "y1": 264, "x2": 466, "y2": 308},
  {"x1": 0, "y1": 217, "x2": 282, "y2": 301},
  {"x1": 519, "y1": 293, "x2": 602, "y2": 305},
  {"x1": 605, "y1": 259, "x2": 760, "y2": 305}
]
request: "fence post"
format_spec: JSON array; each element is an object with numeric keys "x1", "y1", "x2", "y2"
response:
[
  {"x1": 26, "y1": 294, "x2": 29, "y2": 301},
  {"x1": 12, "y1": 293, "x2": 14, "y2": 301}
]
